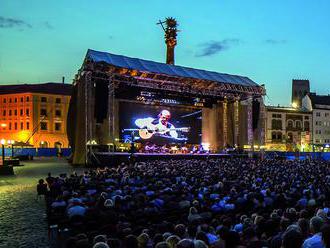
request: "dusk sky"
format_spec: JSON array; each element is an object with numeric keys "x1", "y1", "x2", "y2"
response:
[{"x1": 1, "y1": 0, "x2": 329, "y2": 106}]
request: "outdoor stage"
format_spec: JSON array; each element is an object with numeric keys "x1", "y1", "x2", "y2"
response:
[{"x1": 68, "y1": 49, "x2": 266, "y2": 165}]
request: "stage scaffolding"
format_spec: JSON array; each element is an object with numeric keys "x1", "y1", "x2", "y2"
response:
[{"x1": 68, "y1": 49, "x2": 266, "y2": 164}]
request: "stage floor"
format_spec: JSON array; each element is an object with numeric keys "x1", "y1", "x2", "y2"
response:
[{"x1": 91, "y1": 152, "x2": 248, "y2": 166}]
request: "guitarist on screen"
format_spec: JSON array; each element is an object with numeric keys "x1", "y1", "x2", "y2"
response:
[{"x1": 134, "y1": 110, "x2": 179, "y2": 139}]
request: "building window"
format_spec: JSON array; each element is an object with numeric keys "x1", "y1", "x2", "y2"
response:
[
  {"x1": 295, "y1": 120, "x2": 302, "y2": 129},
  {"x1": 55, "y1": 123, "x2": 61, "y2": 131},
  {"x1": 272, "y1": 119, "x2": 282, "y2": 130},
  {"x1": 287, "y1": 120, "x2": 294, "y2": 129},
  {"x1": 9, "y1": 98, "x2": 12, "y2": 103},
  {"x1": 2, "y1": 110, "x2": 5, "y2": 116},
  {"x1": 20, "y1": 109, "x2": 23, "y2": 116},
  {"x1": 9, "y1": 123, "x2": 11, "y2": 130},
  {"x1": 26, "y1": 109, "x2": 29, "y2": 116},
  {"x1": 26, "y1": 122, "x2": 30, "y2": 130},
  {"x1": 39, "y1": 141, "x2": 48, "y2": 148},
  {"x1": 9, "y1": 110, "x2": 12, "y2": 116},
  {"x1": 55, "y1": 110, "x2": 61, "y2": 117},
  {"x1": 40, "y1": 122, "x2": 47, "y2": 130},
  {"x1": 26, "y1": 96, "x2": 29, "y2": 102},
  {"x1": 316, "y1": 112, "x2": 321, "y2": 117},
  {"x1": 271, "y1": 131, "x2": 282, "y2": 142},
  {"x1": 14, "y1": 122, "x2": 17, "y2": 130},
  {"x1": 41, "y1": 97, "x2": 47, "y2": 102},
  {"x1": 55, "y1": 98, "x2": 61, "y2": 104},
  {"x1": 304, "y1": 116, "x2": 309, "y2": 120},
  {"x1": 14, "y1": 98, "x2": 17, "y2": 103},
  {"x1": 20, "y1": 97, "x2": 23, "y2": 102},
  {"x1": 287, "y1": 132, "x2": 293, "y2": 142},
  {"x1": 325, "y1": 113, "x2": 330, "y2": 117},
  {"x1": 20, "y1": 122, "x2": 23, "y2": 130},
  {"x1": 272, "y1": 114, "x2": 281, "y2": 118},
  {"x1": 316, "y1": 130, "x2": 321, "y2": 135},
  {"x1": 3, "y1": 98, "x2": 6, "y2": 103},
  {"x1": 14, "y1": 109, "x2": 17, "y2": 116},
  {"x1": 304, "y1": 121, "x2": 310, "y2": 131},
  {"x1": 40, "y1": 109, "x2": 47, "y2": 116}
]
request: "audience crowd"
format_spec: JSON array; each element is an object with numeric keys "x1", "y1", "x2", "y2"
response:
[{"x1": 38, "y1": 158, "x2": 330, "y2": 248}]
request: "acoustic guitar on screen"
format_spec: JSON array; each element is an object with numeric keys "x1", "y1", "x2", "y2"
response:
[{"x1": 123, "y1": 127, "x2": 190, "y2": 140}]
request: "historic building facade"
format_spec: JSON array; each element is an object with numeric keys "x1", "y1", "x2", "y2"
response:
[
  {"x1": 265, "y1": 106, "x2": 312, "y2": 151},
  {"x1": 0, "y1": 83, "x2": 72, "y2": 148},
  {"x1": 302, "y1": 93, "x2": 330, "y2": 150}
]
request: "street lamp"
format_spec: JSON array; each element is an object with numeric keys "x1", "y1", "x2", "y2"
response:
[{"x1": 292, "y1": 102, "x2": 298, "y2": 109}]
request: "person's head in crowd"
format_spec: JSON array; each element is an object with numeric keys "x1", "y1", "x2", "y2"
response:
[
  {"x1": 282, "y1": 229, "x2": 303, "y2": 248},
  {"x1": 166, "y1": 235, "x2": 181, "y2": 248},
  {"x1": 279, "y1": 218, "x2": 291, "y2": 232},
  {"x1": 93, "y1": 235, "x2": 107, "y2": 244},
  {"x1": 176, "y1": 239, "x2": 195, "y2": 248},
  {"x1": 153, "y1": 233, "x2": 165, "y2": 245},
  {"x1": 155, "y1": 241, "x2": 170, "y2": 248},
  {"x1": 193, "y1": 239, "x2": 208, "y2": 248},
  {"x1": 224, "y1": 231, "x2": 240, "y2": 248},
  {"x1": 310, "y1": 216, "x2": 324, "y2": 234},
  {"x1": 93, "y1": 242, "x2": 110, "y2": 248},
  {"x1": 174, "y1": 224, "x2": 186, "y2": 239},
  {"x1": 195, "y1": 231, "x2": 209, "y2": 246},
  {"x1": 321, "y1": 224, "x2": 330, "y2": 248},
  {"x1": 124, "y1": 234, "x2": 138, "y2": 248},
  {"x1": 297, "y1": 218, "x2": 310, "y2": 238},
  {"x1": 137, "y1": 233, "x2": 149, "y2": 248},
  {"x1": 163, "y1": 232, "x2": 172, "y2": 240}
]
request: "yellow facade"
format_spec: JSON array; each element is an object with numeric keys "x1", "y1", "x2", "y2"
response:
[{"x1": 0, "y1": 92, "x2": 70, "y2": 148}]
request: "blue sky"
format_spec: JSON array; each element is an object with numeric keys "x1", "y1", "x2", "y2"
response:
[{"x1": 0, "y1": 0, "x2": 329, "y2": 105}]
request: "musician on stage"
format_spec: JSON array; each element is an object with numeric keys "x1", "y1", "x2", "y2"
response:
[{"x1": 135, "y1": 109, "x2": 178, "y2": 139}]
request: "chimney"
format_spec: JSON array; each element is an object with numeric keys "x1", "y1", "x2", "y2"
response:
[{"x1": 62, "y1": 76, "x2": 65, "y2": 84}]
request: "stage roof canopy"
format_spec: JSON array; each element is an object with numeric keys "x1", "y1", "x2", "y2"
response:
[{"x1": 86, "y1": 49, "x2": 259, "y2": 88}]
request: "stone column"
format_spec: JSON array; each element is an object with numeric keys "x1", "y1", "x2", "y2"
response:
[
  {"x1": 223, "y1": 99, "x2": 228, "y2": 147},
  {"x1": 258, "y1": 97, "x2": 266, "y2": 146},
  {"x1": 234, "y1": 99, "x2": 240, "y2": 146},
  {"x1": 107, "y1": 77, "x2": 115, "y2": 146},
  {"x1": 247, "y1": 97, "x2": 254, "y2": 151}
]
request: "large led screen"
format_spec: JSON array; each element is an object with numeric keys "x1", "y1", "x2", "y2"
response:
[{"x1": 119, "y1": 102, "x2": 202, "y2": 144}]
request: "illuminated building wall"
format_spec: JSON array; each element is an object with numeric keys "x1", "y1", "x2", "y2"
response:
[
  {"x1": 265, "y1": 106, "x2": 312, "y2": 151},
  {"x1": 0, "y1": 83, "x2": 72, "y2": 148}
]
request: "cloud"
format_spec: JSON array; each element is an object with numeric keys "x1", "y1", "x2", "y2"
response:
[
  {"x1": 43, "y1": 21, "x2": 54, "y2": 29},
  {"x1": 196, "y1": 39, "x2": 240, "y2": 57},
  {"x1": 264, "y1": 39, "x2": 287, "y2": 44},
  {"x1": 0, "y1": 16, "x2": 32, "y2": 29}
]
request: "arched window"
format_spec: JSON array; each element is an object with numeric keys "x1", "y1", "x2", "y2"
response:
[
  {"x1": 296, "y1": 120, "x2": 302, "y2": 129},
  {"x1": 272, "y1": 131, "x2": 277, "y2": 141},
  {"x1": 287, "y1": 120, "x2": 294, "y2": 129},
  {"x1": 287, "y1": 132, "x2": 293, "y2": 142},
  {"x1": 277, "y1": 132, "x2": 283, "y2": 140}
]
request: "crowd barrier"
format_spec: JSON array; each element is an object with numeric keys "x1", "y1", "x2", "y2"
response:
[
  {"x1": 265, "y1": 151, "x2": 330, "y2": 161},
  {"x1": 0, "y1": 148, "x2": 72, "y2": 157}
]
